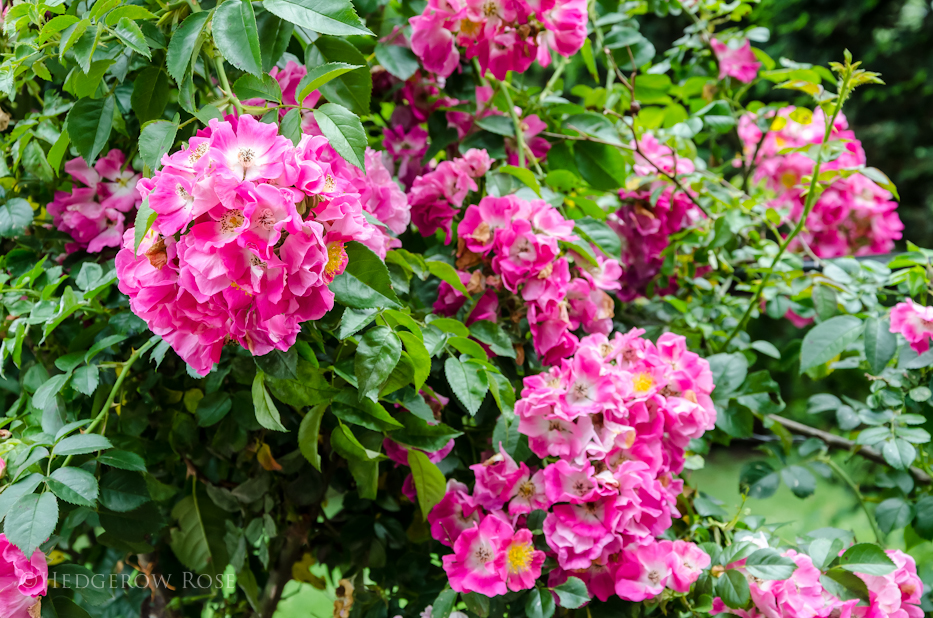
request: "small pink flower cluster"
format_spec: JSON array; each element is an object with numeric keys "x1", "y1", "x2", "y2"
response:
[
  {"x1": 47, "y1": 150, "x2": 141, "y2": 253},
  {"x1": 408, "y1": 148, "x2": 492, "y2": 243},
  {"x1": 429, "y1": 330, "x2": 717, "y2": 600},
  {"x1": 712, "y1": 547, "x2": 923, "y2": 618},
  {"x1": 410, "y1": 0, "x2": 587, "y2": 79},
  {"x1": 446, "y1": 194, "x2": 622, "y2": 364},
  {"x1": 710, "y1": 37, "x2": 761, "y2": 84},
  {"x1": 737, "y1": 107, "x2": 903, "y2": 258},
  {"x1": 890, "y1": 299, "x2": 933, "y2": 355},
  {"x1": 610, "y1": 134, "x2": 702, "y2": 300},
  {"x1": 116, "y1": 115, "x2": 392, "y2": 375},
  {"x1": 0, "y1": 533, "x2": 47, "y2": 617}
]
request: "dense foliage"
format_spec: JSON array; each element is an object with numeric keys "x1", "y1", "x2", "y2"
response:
[{"x1": 0, "y1": 0, "x2": 930, "y2": 617}]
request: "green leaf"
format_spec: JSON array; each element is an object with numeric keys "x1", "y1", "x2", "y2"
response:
[
  {"x1": 745, "y1": 548, "x2": 798, "y2": 580},
  {"x1": 913, "y1": 496, "x2": 933, "y2": 540},
  {"x1": 213, "y1": 0, "x2": 263, "y2": 76},
  {"x1": 574, "y1": 141, "x2": 628, "y2": 190},
  {"x1": 882, "y1": 438, "x2": 916, "y2": 470},
  {"x1": 399, "y1": 331, "x2": 430, "y2": 390},
  {"x1": 252, "y1": 371, "x2": 288, "y2": 431},
  {"x1": 133, "y1": 199, "x2": 158, "y2": 255},
  {"x1": 139, "y1": 120, "x2": 179, "y2": 172},
  {"x1": 432, "y1": 589, "x2": 459, "y2": 618},
  {"x1": 306, "y1": 36, "x2": 371, "y2": 115},
  {"x1": 99, "y1": 470, "x2": 150, "y2": 512},
  {"x1": 257, "y1": 12, "x2": 294, "y2": 72},
  {"x1": 525, "y1": 587, "x2": 556, "y2": 618},
  {"x1": 71, "y1": 365, "x2": 99, "y2": 396},
  {"x1": 48, "y1": 466, "x2": 99, "y2": 507},
  {"x1": 821, "y1": 568, "x2": 870, "y2": 603},
  {"x1": 331, "y1": 241, "x2": 401, "y2": 309},
  {"x1": 0, "y1": 475, "x2": 43, "y2": 523},
  {"x1": 296, "y1": 62, "x2": 362, "y2": 103},
  {"x1": 839, "y1": 543, "x2": 896, "y2": 576},
  {"x1": 408, "y1": 449, "x2": 446, "y2": 518},
  {"x1": 426, "y1": 260, "x2": 467, "y2": 294},
  {"x1": 864, "y1": 317, "x2": 896, "y2": 375},
  {"x1": 475, "y1": 115, "x2": 514, "y2": 136},
  {"x1": 114, "y1": 16, "x2": 151, "y2": 58},
  {"x1": 53, "y1": 597, "x2": 95, "y2": 618},
  {"x1": 498, "y1": 165, "x2": 542, "y2": 196},
  {"x1": 280, "y1": 107, "x2": 302, "y2": 146},
  {"x1": 53, "y1": 564, "x2": 114, "y2": 605},
  {"x1": 332, "y1": 389, "x2": 402, "y2": 431},
  {"x1": 266, "y1": 359, "x2": 338, "y2": 408},
  {"x1": 4, "y1": 492, "x2": 58, "y2": 556},
  {"x1": 170, "y1": 488, "x2": 230, "y2": 576},
  {"x1": 48, "y1": 130, "x2": 70, "y2": 173},
  {"x1": 573, "y1": 217, "x2": 623, "y2": 259},
  {"x1": 445, "y1": 357, "x2": 488, "y2": 416},
  {"x1": 262, "y1": 0, "x2": 372, "y2": 36},
  {"x1": 313, "y1": 102, "x2": 366, "y2": 170},
  {"x1": 469, "y1": 321, "x2": 515, "y2": 358},
  {"x1": 234, "y1": 73, "x2": 283, "y2": 103},
  {"x1": 799, "y1": 315, "x2": 863, "y2": 374},
  {"x1": 739, "y1": 461, "x2": 779, "y2": 499},
  {"x1": 131, "y1": 67, "x2": 170, "y2": 124},
  {"x1": 53, "y1": 433, "x2": 112, "y2": 456},
  {"x1": 299, "y1": 404, "x2": 327, "y2": 470},
  {"x1": 375, "y1": 43, "x2": 419, "y2": 81},
  {"x1": 166, "y1": 11, "x2": 211, "y2": 84},
  {"x1": 65, "y1": 96, "x2": 115, "y2": 163},
  {"x1": 715, "y1": 569, "x2": 751, "y2": 608},
  {"x1": 812, "y1": 285, "x2": 837, "y2": 320},
  {"x1": 105, "y1": 5, "x2": 157, "y2": 26},
  {"x1": 59, "y1": 19, "x2": 90, "y2": 62},
  {"x1": 196, "y1": 391, "x2": 232, "y2": 427},
  {"x1": 448, "y1": 337, "x2": 488, "y2": 361},
  {"x1": 780, "y1": 465, "x2": 816, "y2": 498},
  {"x1": 329, "y1": 422, "x2": 385, "y2": 461},
  {"x1": 97, "y1": 450, "x2": 147, "y2": 472},
  {"x1": 0, "y1": 199, "x2": 33, "y2": 238},
  {"x1": 392, "y1": 413, "x2": 462, "y2": 451},
  {"x1": 33, "y1": 373, "x2": 69, "y2": 410},
  {"x1": 553, "y1": 576, "x2": 590, "y2": 609},
  {"x1": 354, "y1": 326, "x2": 402, "y2": 400},
  {"x1": 875, "y1": 497, "x2": 914, "y2": 534}
]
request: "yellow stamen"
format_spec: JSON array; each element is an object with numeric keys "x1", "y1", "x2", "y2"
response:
[
  {"x1": 632, "y1": 372, "x2": 654, "y2": 393},
  {"x1": 506, "y1": 541, "x2": 534, "y2": 574}
]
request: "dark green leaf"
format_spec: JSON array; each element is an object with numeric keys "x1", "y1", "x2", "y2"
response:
[
  {"x1": 780, "y1": 465, "x2": 816, "y2": 498},
  {"x1": 48, "y1": 466, "x2": 99, "y2": 507},
  {"x1": 375, "y1": 43, "x2": 419, "y2": 81},
  {"x1": 139, "y1": 119, "x2": 178, "y2": 171},
  {"x1": 0, "y1": 198, "x2": 33, "y2": 238},
  {"x1": 266, "y1": 359, "x2": 338, "y2": 408},
  {"x1": 332, "y1": 389, "x2": 402, "y2": 431},
  {"x1": 525, "y1": 587, "x2": 556, "y2": 618},
  {"x1": 313, "y1": 102, "x2": 366, "y2": 170},
  {"x1": 114, "y1": 16, "x2": 151, "y2": 58},
  {"x1": 445, "y1": 357, "x2": 488, "y2": 415},
  {"x1": 574, "y1": 141, "x2": 628, "y2": 190},
  {"x1": 233, "y1": 73, "x2": 282, "y2": 103},
  {"x1": 391, "y1": 413, "x2": 462, "y2": 451},
  {"x1": 553, "y1": 576, "x2": 590, "y2": 609},
  {"x1": 196, "y1": 391, "x2": 233, "y2": 427},
  {"x1": 714, "y1": 569, "x2": 750, "y2": 609},
  {"x1": 262, "y1": 0, "x2": 372, "y2": 35},
  {"x1": 166, "y1": 11, "x2": 211, "y2": 83},
  {"x1": 134, "y1": 198, "x2": 157, "y2": 255},
  {"x1": 875, "y1": 497, "x2": 914, "y2": 534},
  {"x1": 354, "y1": 326, "x2": 402, "y2": 400},
  {"x1": 821, "y1": 569, "x2": 870, "y2": 603},
  {"x1": 65, "y1": 96, "x2": 115, "y2": 163},
  {"x1": 306, "y1": 36, "x2": 371, "y2": 115},
  {"x1": 71, "y1": 365, "x2": 99, "y2": 396},
  {"x1": 740, "y1": 461, "x2": 779, "y2": 499},
  {"x1": 53, "y1": 434, "x2": 113, "y2": 456},
  {"x1": 213, "y1": 0, "x2": 263, "y2": 76},
  {"x1": 573, "y1": 217, "x2": 622, "y2": 259},
  {"x1": 99, "y1": 470, "x2": 150, "y2": 512},
  {"x1": 469, "y1": 321, "x2": 515, "y2": 358},
  {"x1": 97, "y1": 450, "x2": 147, "y2": 472},
  {"x1": 53, "y1": 564, "x2": 114, "y2": 605},
  {"x1": 432, "y1": 589, "x2": 459, "y2": 618},
  {"x1": 409, "y1": 449, "x2": 446, "y2": 518},
  {"x1": 131, "y1": 67, "x2": 170, "y2": 124},
  {"x1": 331, "y1": 241, "x2": 401, "y2": 309},
  {"x1": 296, "y1": 62, "x2": 362, "y2": 103}
]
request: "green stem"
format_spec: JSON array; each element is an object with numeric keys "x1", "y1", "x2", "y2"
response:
[
  {"x1": 496, "y1": 79, "x2": 526, "y2": 169},
  {"x1": 823, "y1": 457, "x2": 885, "y2": 545},
  {"x1": 60, "y1": 338, "x2": 157, "y2": 468},
  {"x1": 716, "y1": 69, "x2": 854, "y2": 352},
  {"x1": 538, "y1": 56, "x2": 567, "y2": 103},
  {"x1": 213, "y1": 56, "x2": 243, "y2": 116}
]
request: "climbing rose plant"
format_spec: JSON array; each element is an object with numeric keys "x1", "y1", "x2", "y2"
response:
[{"x1": 0, "y1": 0, "x2": 930, "y2": 617}]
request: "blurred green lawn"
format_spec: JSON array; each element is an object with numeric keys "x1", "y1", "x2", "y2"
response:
[{"x1": 273, "y1": 447, "x2": 933, "y2": 616}]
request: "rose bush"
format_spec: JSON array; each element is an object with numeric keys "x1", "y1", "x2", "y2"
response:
[{"x1": 0, "y1": 0, "x2": 930, "y2": 617}]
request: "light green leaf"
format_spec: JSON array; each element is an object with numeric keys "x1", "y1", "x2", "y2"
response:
[
  {"x1": 0, "y1": 198, "x2": 33, "y2": 238},
  {"x1": 298, "y1": 404, "x2": 327, "y2": 470},
  {"x1": 426, "y1": 260, "x2": 467, "y2": 294},
  {"x1": 839, "y1": 543, "x2": 896, "y2": 576},
  {"x1": 114, "y1": 17, "x2": 151, "y2": 58},
  {"x1": 313, "y1": 102, "x2": 366, "y2": 171},
  {"x1": 261, "y1": 0, "x2": 372, "y2": 36},
  {"x1": 864, "y1": 317, "x2": 896, "y2": 375},
  {"x1": 445, "y1": 357, "x2": 488, "y2": 415},
  {"x1": 553, "y1": 576, "x2": 590, "y2": 609},
  {"x1": 252, "y1": 371, "x2": 288, "y2": 432},
  {"x1": 799, "y1": 315, "x2": 863, "y2": 374},
  {"x1": 213, "y1": 0, "x2": 263, "y2": 76},
  {"x1": 498, "y1": 165, "x2": 542, "y2": 196},
  {"x1": 4, "y1": 492, "x2": 58, "y2": 556},
  {"x1": 166, "y1": 11, "x2": 211, "y2": 84},
  {"x1": 48, "y1": 466, "x2": 99, "y2": 507},
  {"x1": 295, "y1": 62, "x2": 362, "y2": 104},
  {"x1": 354, "y1": 326, "x2": 402, "y2": 401}
]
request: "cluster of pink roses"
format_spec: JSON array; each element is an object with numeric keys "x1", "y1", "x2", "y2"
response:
[
  {"x1": 410, "y1": 0, "x2": 587, "y2": 79},
  {"x1": 47, "y1": 150, "x2": 141, "y2": 254},
  {"x1": 889, "y1": 299, "x2": 933, "y2": 355},
  {"x1": 435, "y1": 193, "x2": 622, "y2": 365},
  {"x1": 408, "y1": 148, "x2": 492, "y2": 242},
  {"x1": 610, "y1": 134, "x2": 703, "y2": 300},
  {"x1": 116, "y1": 114, "x2": 402, "y2": 375},
  {"x1": 712, "y1": 543, "x2": 923, "y2": 618},
  {"x1": 0, "y1": 533, "x2": 47, "y2": 617},
  {"x1": 429, "y1": 329, "x2": 717, "y2": 600},
  {"x1": 738, "y1": 106, "x2": 903, "y2": 258}
]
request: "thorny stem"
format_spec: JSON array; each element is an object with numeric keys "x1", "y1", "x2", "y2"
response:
[
  {"x1": 213, "y1": 56, "x2": 243, "y2": 116},
  {"x1": 60, "y1": 337, "x2": 158, "y2": 468},
  {"x1": 822, "y1": 456, "x2": 885, "y2": 545},
  {"x1": 716, "y1": 67, "x2": 854, "y2": 353}
]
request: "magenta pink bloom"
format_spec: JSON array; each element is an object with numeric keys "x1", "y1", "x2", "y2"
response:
[
  {"x1": 470, "y1": 449, "x2": 528, "y2": 510},
  {"x1": 889, "y1": 299, "x2": 933, "y2": 354},
  {"x1": 614, "y1": 541, "x2": 673, "y2": 601},
  {"x1": 494, "y1": 528, "x2": 545, "y2": 591},
  {"x1": 669, "y1": 540, "x2": 710, "y2": 592},
  {"x1": 442, "y1": 514, "x2": 512, "y2": 596},
  {"x1": 710, "y1": 37, "x2": 761, "y2": 83},
  {"x1": 428, "y1": 480, "x2": 484, "y2": 547},
  {"x1": 47, "y1": 149, "x2": 142, "y2": 253},
  {"x1": 0, "y1": 533, "x2": 47, "y2": 618}
]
